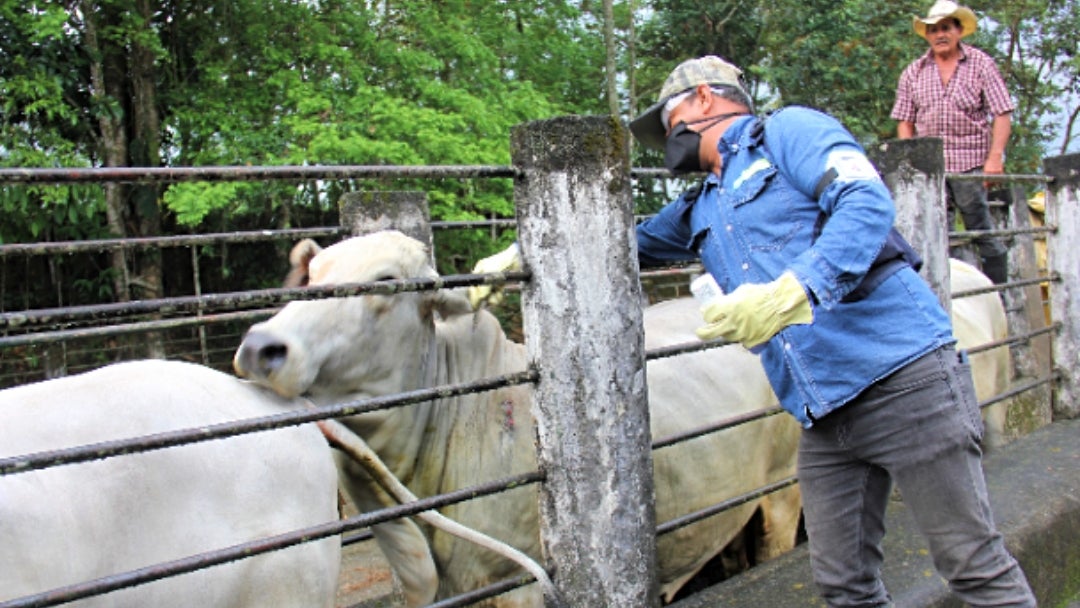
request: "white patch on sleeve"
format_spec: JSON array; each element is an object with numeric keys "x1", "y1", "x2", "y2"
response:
[{"x1": 825, "y1": 149, "x2": 881, "y2": 183}]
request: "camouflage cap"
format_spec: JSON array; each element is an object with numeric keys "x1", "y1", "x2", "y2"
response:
[{"x1": 629, "y1": 56, "x2": 749, "y2": 150}]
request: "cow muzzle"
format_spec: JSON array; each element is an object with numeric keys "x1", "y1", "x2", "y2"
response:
[{"x1": 233, "y1": 330, "x2": 290, "y2": 382}]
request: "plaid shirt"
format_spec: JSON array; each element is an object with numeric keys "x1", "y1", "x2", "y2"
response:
[{"x1": 891, "y1": 44, "x2": 1014, "y2": 172}]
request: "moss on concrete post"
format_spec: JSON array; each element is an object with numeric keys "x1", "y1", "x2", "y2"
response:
[{"x1": 512, "y1": 115, "x2": 659, "y2": 607}]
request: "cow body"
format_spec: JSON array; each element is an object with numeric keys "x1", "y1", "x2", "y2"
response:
[
  {"x1": 0, "y1": 360, "x2": 340, "y2": 608},
  {"x1": 234, "y1": 231, "x2": 801, "y2": 606},
  {"x1": 949, "y1": 257, "x2": 1011, "y2": 448}
]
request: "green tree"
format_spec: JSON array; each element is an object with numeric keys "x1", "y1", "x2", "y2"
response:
[{"x1": 759, "y1": 0, "x2": 924, "y2": 144}]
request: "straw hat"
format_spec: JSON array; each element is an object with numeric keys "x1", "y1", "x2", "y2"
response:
[{"x1": 914, "y1": 0, "x2": 978, "y2": 38}]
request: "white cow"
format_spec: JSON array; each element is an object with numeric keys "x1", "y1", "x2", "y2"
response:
[
  {"x1": 234, "y1": 231, "x2": 802, "y2": 607},
  {"x1": 232, "y1": 232, "x2": 1010, "y2": 607},
  {"x1": 0, "y1": 360, "x2": 341, "y2": 608},
  {"x1": 949, "y1": 257, "x2": 1011, "y2": 448}
]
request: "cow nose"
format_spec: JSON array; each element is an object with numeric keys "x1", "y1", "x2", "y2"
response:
[{"x1": 235, "y1": 331, "x2": 289, "y2": 379}]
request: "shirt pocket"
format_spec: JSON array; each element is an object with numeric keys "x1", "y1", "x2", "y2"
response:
[
  {"x1": 689, "y1": 225, "x2": 732, "y2": 289},
  {"x1": 729, "y1": 165, "x2": 805, "y2": 252},
  {"x1": 950, "y1": 84, "x2": 983, "y2": 114}
]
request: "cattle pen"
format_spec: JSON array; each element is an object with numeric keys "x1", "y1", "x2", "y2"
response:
[{"x1": 1, "y1": 116, "x2": 1078, "y2": 607}]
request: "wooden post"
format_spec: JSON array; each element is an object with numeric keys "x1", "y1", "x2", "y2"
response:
[
  {"x1": 1043, "y1": 153, "x2": 1080, "y2": 420},
  {"x1": 872, "y1": 137, "x2": 950, "y2": 313},
  {"x1": 512, "y1": 116, "x2": 659, "y2": 607}
]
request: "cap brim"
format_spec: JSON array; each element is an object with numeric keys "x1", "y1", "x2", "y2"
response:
[{"x1": 629, "y1": 98, "x2": 669, "y2": 151}]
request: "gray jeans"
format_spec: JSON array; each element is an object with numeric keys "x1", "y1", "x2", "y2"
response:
[{"x1": 798, "y1": 346, "x2": 1036, "y2": 607}]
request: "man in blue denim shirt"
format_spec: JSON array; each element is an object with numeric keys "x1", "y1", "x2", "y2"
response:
[{"x1": 628, "y1": 55, "x2": 1034, "y2": 607}]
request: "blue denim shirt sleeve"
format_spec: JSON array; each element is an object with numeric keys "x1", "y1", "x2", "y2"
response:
[
  {"x1": 762, "y1": 109, "x2": 896, "y2": 309},
  {"x1": 636, "y1": 189, "x2": 699, "y2": 267}
]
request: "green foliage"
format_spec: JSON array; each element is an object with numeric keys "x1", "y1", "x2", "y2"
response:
[
  {"x1": 4, "y1": 0, "x2": 1077, "y2": 305},
  {"x1": 163, "y1": 182, "x2": 251, "y2": 226},
  {"x1": 759, "y1": 0, "x2": 926, "y2": 145}
]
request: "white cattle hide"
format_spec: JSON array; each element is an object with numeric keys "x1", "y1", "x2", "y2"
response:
[
  {"x1": 0, "y1": 360, "x2": 340, "y2": 608},
  {"x1": 233, "y1": 231, "x2": 802, "y2": 607},
  {"x1": 949, "y1": 257, "x2": 1011, "y2": 448}
]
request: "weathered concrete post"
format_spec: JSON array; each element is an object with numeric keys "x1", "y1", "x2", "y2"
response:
[
  {"x1": 872, "y1": 137, "x2": 950, "y2": 312},
  {"x1": 339, "y1": 191, "x2": 434, "y2": 263},
  {"x1": 995, "y1": 185, "x2": 1054, "y2": 438},
  {"x1": 512, "y1": 116, "x2": 659, "y2": 606},
  {"x1": 999, "y1": 186, "x2": 1051, "y2": 367},
  {"x1": 1043, "y1": 153, "x2": 1080, "y2": 420}
]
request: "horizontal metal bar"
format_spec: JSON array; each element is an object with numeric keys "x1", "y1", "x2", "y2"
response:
[
  {"x1": 949, "y1": 225, "x2": 1057, "y2": 244},
  {"x1": 943, "y1": 172, "x2": 1053, "y2": 183},
  {"x1": 645, "y1": 337, "x2": 731, "y2": 362},
  {"x1": 978, "y1": 372, "x2": 1059, "y2": 409},
  {"x1": 0, "y1": 368, "x2": 539, "y2": 477},
  {"x1": 0, "y1": 470, "x2": 542, "y2": 608},
  {"x1": 0, "y1": 309, "x2": 274, "y2": 348},
  {"x1": 0, "y1": 271, "x2": 532, "y2": 333},
  {"x1": 0, "y1": 227, "x2": 344, "y2": 256},
  {"x1": 0, "y1": 165, "x2": 518, "y2": 185},
  {"x1": 951, "y1": 272, "x2": 1060, "y2": 300},
  {"x1": 340, "y1": 528, "x2": 374, "y2": 547},
  {"x1": 963, "y1": 323, "x2": 1060, "y2": 356},
  {"x1": 0, "y1": 219, "x2": 522, "y2": 257},
  {"x1": 656, "y1": 477, "x2": 799, "y2": 537},
  {"x1": 651, "y1": 406, "x2": 784, "y2": 450},
  {"x1": 422, "y1": 573, "x2": 538, "y2": 608}
]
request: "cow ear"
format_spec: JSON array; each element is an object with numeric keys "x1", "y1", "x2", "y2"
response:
[{"x1": 283, "y1": 239, "x2": 322, "y2": 287}]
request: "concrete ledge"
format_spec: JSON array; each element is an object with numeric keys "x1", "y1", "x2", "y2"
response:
[{"x1": 671, "y1": 418, "x2": 1080, "y2": 608}]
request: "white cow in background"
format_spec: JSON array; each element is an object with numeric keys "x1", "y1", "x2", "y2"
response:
[
  {"x1": 949, "y1": 257, "x2": 1011, "y2": 448},
  {"x1": 0, "y1": 360, "x2": 341, "y2": 608},
  {"x1": 234, "y1": 231, "x2": 803, "y2": 607}
]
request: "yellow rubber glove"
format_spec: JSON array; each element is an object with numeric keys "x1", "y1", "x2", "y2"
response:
[
  {"x1": 467, "y1": 243, "x2": 522, "y2": 309},
  {"x1": 695, "y1": 272, "x2": 813, "y2": 348}
]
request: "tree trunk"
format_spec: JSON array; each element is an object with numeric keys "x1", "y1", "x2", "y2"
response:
[
  {"x1": 82, "y1": 0, "x2": 166, "y2": 358},
  {"x1": 82, "y1": 2, "x2": 131, "y2": 303},
  {"x1": 603, "y1": 0, "x2": 619, "y2": 117},
  {"x1": 129, "y1": 0, "x2": 166, "y2": 358}
]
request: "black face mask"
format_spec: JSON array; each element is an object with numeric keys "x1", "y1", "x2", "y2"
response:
[{"x1": 663, "y1": 112, "x2": 746, "y2": 175}]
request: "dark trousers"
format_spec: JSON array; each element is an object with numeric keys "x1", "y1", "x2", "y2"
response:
[
  {"x1": 799, "y1": 346, "x2": 1035, "y2": 607},
  {"x1": 947, "y1": 172, "x2": 1008, "y2": 283}
]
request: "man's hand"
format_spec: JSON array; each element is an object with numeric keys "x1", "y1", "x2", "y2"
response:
[
  {"x1": 695, "y1": 272, "x2": 813, "y2": 348},
  {"x1": 467, "y1": 243, "x2": 522, "y2": 309}
]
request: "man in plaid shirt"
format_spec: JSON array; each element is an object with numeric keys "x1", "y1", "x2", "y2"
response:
[{"x1": 892, "y1": 0, "x2": 1013, "y2": 284}]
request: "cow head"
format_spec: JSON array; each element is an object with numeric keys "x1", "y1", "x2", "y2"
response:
[{"x1": 233, "y1": 231, "x2": 472, "y2": 400}]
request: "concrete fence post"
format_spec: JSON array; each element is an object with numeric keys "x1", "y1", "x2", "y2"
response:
[
  {"x1": 999, "y1": 186, "x2": 1051, "y2": 367},
  {"x1": 872, "y1": 137, "x2": 950, "y2": 313},
  {"x1": 511, "y1": 116, "x2": 659, "y2": 607},
  {"x1": 339, "y1": 191, "x2": 434, "y2": 264},
  {"x1": 1043, "y1": 153, "x2": 1080, "y2": 420},
  {"x1": 992, "y1": 185, "x2": 1054, "y2": 438}
]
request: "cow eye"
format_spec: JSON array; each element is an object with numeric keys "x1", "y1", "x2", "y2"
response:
[{"x1": 374, "y1": 275, "x2": 396, "y2": 282}]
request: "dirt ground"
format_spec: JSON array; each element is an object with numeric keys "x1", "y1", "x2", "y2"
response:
[
  {"x1": 335, "y1": 535, "x2": 404, "y2": 608},
  {"x1": 334, "y1": 497, "x2": 404, "y2": 608}
]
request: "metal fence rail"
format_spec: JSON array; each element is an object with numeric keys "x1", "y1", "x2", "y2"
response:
[{"x1": 3, "y1": 129, "x2": 1077, "y2": 607}]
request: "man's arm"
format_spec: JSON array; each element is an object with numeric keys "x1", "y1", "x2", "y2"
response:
[
  {"x1": 896, "y1": 120, "x2": 915, "y2": 139},
  {"x1": 985, "y1": 112, "x2": 1012, "y2": 175}
]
